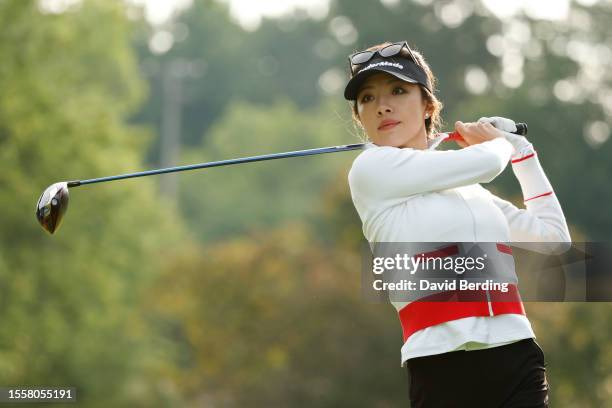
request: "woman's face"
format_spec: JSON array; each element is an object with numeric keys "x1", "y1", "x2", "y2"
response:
[{"x1": 356, "y1": 72, "x2": 430, "y2": 149}]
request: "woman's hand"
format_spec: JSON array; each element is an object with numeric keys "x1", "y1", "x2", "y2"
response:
[
  {"x1": 478, "y1": 116, "x2": 534, "y2": 159},
  {"x1": 454, "y1": 120, "x2": 504, "y2": 147}
]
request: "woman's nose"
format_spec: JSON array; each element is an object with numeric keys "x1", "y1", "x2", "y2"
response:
[{"x1": 377, "y1": 104, "x2": 392, "y2": 116}]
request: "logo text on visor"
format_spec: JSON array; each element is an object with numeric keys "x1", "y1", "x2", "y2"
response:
[{"x1": 359, "y1": 61, "x2": 404, "y2": 73}]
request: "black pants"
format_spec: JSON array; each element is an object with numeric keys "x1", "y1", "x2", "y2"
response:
[{"x1": 406, "y1": 339, "x2": 549, "y2": 407}]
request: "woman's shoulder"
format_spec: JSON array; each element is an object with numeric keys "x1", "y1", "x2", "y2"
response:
[
  {"x1": 348, "y1": 144, "x2": 421, "y2": 191},
  {"x1": 350, "y1": 144, "x2": 395, "y2": 175},
  {"x1": 350, "y1": 143, "x2": 423, "y2": 173}
]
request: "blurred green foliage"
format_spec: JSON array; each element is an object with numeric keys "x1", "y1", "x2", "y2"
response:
[
  {"x1": 2, "y1": 0, "x2": 611, "y2": 406},
  {"x1": 148, "y1": 226, "x2": 408, "y2": 407},
  {"x1": 0, "y1": 0, "x2": 184, "y2": 405},
  {"x1": 177, "y1": 98, "x2": 358, "y2": 243}
]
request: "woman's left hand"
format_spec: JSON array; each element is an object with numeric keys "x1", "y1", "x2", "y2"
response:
[
  {"x1": 478, "y1": 116, "x2": 534, "y2": 158},
  {"x1": 454, "y1": 120, "x2": 504, "y2": 146}
]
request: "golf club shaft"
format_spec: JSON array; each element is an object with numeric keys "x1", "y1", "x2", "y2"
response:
[
  {"x1": 67, "y1": 143, "x2": 366, "y2": 187},
  {"x1": 67, "y1": 122, "x2": 527, "y2": 188}
]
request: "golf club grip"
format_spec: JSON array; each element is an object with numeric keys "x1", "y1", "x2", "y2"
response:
[{"x1": 446, "y1": 122, "x2": 527, "y2": 141}]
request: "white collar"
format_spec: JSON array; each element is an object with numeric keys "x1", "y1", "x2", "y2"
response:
[{"x1": 364, "y1": 133, "x2": 448, "y2": 151}]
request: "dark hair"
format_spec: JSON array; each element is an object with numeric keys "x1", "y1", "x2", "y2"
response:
[{"x1": 349, "y1": 42, "x2": 443, "y2": 139}]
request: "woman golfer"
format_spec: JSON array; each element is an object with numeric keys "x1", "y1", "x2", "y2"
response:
[{"x1": 345, "y1": 41, "x2": 570, "y2": 407}]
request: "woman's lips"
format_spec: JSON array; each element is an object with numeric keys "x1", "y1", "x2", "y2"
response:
[{"x1": 378, "y1": 121, "x2": 401, "y2": 131}]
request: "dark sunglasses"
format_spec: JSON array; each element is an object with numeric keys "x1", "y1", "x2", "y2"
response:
[{"x1": 348, "y1": 41, "x2": 417, "y2": 74}]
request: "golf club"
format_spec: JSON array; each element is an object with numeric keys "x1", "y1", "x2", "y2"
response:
[{"x1": 36, "y1": 123, "x2": 527, "y2": 234}]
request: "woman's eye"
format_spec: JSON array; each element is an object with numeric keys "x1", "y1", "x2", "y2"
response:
[
  {"x1": 392, "y1": 87, "x2": 406, "y2": 95},
  {"x1": 360, "y1": 94, "x2": 373, "y2": 103}
]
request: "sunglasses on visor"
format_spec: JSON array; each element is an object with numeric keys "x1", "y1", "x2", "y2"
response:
[{"x1": 348, "y1": 41, "x2": 418, "y2": 74}]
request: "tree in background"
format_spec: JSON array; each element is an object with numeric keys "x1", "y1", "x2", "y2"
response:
[
  {"x1": 177, "y1": 98, "x2": 358, "y2": 243},
  {"x1": 0, "y1": 1, "x2": 185, "y2": 405},
  {"x1": 148, "y1": 223, "x2": 410, "y2": 407}
]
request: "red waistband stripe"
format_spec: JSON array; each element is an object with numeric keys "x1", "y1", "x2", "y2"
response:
[
  {"x1": 397, "y1": 284, "x2": 525, "y2": 342},
  {"x1": 415, "y1": 245, "x2": 459, "y2": 260},
  {"x1": 416, "y1": 244, "x2": 513, "y2": 259},
  {"x1": 496, "y1": 243, "x2": 513, "y2": 255}
]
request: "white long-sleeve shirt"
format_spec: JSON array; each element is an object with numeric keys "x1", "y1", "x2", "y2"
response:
[{"x1": 348, "y1": 137, "x2": 571, "y2": 365}]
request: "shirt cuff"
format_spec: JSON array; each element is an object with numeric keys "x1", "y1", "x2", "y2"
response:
[{"x1": 510, "y1": 150, "x2": 554, "y2": 201}]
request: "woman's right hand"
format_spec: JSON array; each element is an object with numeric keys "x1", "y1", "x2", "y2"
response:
[{"x1": 454, "y1": 121, "x2": 504, "y2": 147}]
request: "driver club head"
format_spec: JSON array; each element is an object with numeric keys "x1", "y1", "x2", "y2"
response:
[{"x1": 36, "y1": 182, "x2": 70, "y2": 234}]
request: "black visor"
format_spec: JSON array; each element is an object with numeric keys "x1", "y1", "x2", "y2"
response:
[{"x1": 344, "y1": 56, "x2": 431, "y2": 101}]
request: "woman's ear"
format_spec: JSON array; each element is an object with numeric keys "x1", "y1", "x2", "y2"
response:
[{"x1": 424, "y1": 101, "x2": 433, "y2": 119}]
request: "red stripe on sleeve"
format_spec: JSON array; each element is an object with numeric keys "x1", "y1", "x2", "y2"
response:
[
  {"x1": 524, "y1": 191, "x2": 553, "y2": 202},
  {"x1": 511, "y1": 153, "x2": 535, "y2": 163}
]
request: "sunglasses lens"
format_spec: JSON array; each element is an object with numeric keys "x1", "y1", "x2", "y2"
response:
[
  {"x1": 380, "y1": 43, "x2": 404, "y2": 57},
  {"x1": 351, "y1": 51, "x2": 374, "y2": 65}
]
